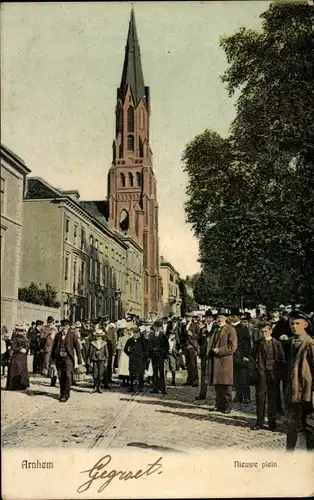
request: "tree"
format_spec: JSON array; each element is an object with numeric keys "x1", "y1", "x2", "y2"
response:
[
  {"x1": 18, "y1": 282, "x2": 61, "y2": 308},
  {"x1": 183, "y1": 3, "x2": 314, "y2": 311}
]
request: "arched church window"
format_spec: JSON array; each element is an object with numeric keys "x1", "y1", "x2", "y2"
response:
[
  {"x1": 136, "y1": 172, "x2": 141, "y2": 187},
  {"x1": 139, "y1": 137, "x2": 144, "y2": 158},
  {"x1": 139, "y1": 108, "x2": 144, "y2": 130},
  {"x1": 119, "y1": 209, "x2": 130, "y2": 233},
  {"x1": 127, "y1": 106, "x2": 134, "y2": 133},
  {"x1": 127, "y1": 134, "x2": 134, "y2": 151},
  {"x1": 120, "y1": 173, "x2": 126, "y2": 187},
  {"x1": 118, "y1": 108, "x2": 123, "y2": 132},
  {"x1": 129, "y1": 173, "x2": 134, "y2": 187}
]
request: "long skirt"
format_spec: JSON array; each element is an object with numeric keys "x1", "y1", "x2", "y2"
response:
[{"x1": 6, "y1": 353, "x2": 30, "y2": 390}]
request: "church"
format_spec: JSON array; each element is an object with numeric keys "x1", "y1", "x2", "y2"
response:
[
  {"x1": 107, "y1": 8, "x2": 162, "y2": 318},
  {"x1": 3, "y1": 8, "x2": 163, "y2": 324}
]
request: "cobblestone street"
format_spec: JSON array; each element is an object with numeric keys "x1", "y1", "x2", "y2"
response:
[{"x1": 2, "y1": 362, "x2": 305, "y2": 452}]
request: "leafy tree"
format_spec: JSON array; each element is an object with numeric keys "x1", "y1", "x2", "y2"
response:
[
  {"x1": 18, "y1": 282, "x2": 61, "y2": 308},
  {"x1": 183, "y1": 3, "x2": 314, "y2": 311}
]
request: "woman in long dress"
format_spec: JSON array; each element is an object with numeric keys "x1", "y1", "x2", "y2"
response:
[
  {"x1": 117, "y1": 328, "x2": 132, "y2": 386},
  {"x1": 6, "y1": 325, "x2": 30, "y2": 391}
]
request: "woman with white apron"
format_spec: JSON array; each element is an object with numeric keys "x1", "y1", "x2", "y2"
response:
[{"x1": 117, "y1": 328, "x2": 132, "y2": 387}]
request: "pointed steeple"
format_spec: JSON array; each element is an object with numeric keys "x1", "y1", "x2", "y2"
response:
[{"x1": 119, "y1": 8, "x2": 146, "y2": 106}]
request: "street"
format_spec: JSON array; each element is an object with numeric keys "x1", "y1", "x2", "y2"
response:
[{"x1": 3, "y1": 362, "x2": 305, "y2": 452}]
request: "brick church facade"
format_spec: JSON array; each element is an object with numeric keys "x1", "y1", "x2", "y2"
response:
[{"x1": 107, "y1": 9, "x2": 161, "y2": 317}]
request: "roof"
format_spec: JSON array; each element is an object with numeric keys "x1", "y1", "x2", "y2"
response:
[
  {"x1": 79, "y1": 201, "x2": 108, "y2": 227},
  {"x1": 119, "y1": 8, "x2": 146, "y2": 106},
  {"x1": 1, "y1": 144, "x2": 31, "y2": 175}
]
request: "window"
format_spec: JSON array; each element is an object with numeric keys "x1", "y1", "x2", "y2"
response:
[
  {"x1": 105, "y1": 246, "x2": 108, "y2": 257},
  {"x1": 80, "y1": 228, "x2": 85, "y2": 250},
  {"x1": 118, "y1": 108, "x2": 123, "y2": 133},
  {"x1": 127, "y1": 134, "x2": 134, "y2": 151},
  {"x1": 65, "y1": 218, "x2": 70, "y2": 241},
  {"x1": 96, "y1": 262, "x2": 100, "y2": 283},
  {"x1": 111, "y1": 249, "x2": 114, "y2": 260},
  {"x1": 74, "y1": 224, "x2": 78, "y2": 245},
  {"x1": 0, "y1": 177, "x2": 5, "y2": 213},
  {"x1": 170, "y1": 274, "x2": 174, "y2": 282},
  {"x1": 89, "y1": 257, "x2": 93, "y2": 281},
  {"x1": 64, "y1": 254, "x2": 70, "y2": 281},
  {"x1": 120, "y1": 209, "x2": 130, "y2": 232},
  {"x1": 139, "y1": 108, "x2": 144, "y2": 130},
  {"x1": 143, "y1": 233, "x2": 148, "y2": 268},
  {"x1": 80, "y1": 260, "x2": 85, "y2": 288},
  {"x1": 127, "y1": 106, "x2": 134, "y2": 132},
  {"x1": 100, "y1": 242, "x2": 103, "y2": 253},
  {"x1": 129, "y1": 172, "x2": 134, "y2": 187},
  {"x1": 139, "y1": 137, "x2": 144, "y2": 158},
  {"x1": 119, "y1": 142, "x2": 123, "y2": 159},
  {"x1": 90, "y1": 235, "x2": 94, "y2": 247},
  {"x1": 120, "y1": 173, "x2": 126, "y2": 187},
  {"x1": 95, "y1": 239, "x2": 98, "y2": 250},
  {"x1": 73, "y1": 259, "x2": 77, "y2": 293},
  {"x1": 136, "y1": 172, "x2": 141, "y2": 187}
]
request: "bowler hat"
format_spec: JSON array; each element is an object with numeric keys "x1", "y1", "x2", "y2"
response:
[
  {"x1": 154, "y1": 320, "x2": 163, "y2": 328},
  {"x1": 217, "y1": 308, "x2": 229, "y2": 316}
]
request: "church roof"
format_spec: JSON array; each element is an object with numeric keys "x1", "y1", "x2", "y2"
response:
[{"x1": 119, "y1": 8, "x2": 146, "y2": 106}]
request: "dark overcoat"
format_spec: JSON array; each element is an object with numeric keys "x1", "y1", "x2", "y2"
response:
[
  {"x1": 205, "y1": 324, "x2": 237, "y2": 386},
  {"x1": 50, "y1": 330, "x2": 83, "y2": 366},
  {"x1": 124, "y1": 335, "x2": 147, "y2": 375},
  {"x1": 251, "y1": 337, "x2": 285, "y2": 380}
]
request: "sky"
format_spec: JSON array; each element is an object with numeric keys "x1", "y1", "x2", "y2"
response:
[{"x1": 1, "y1": 1, "x2": 270, "y2": 278}]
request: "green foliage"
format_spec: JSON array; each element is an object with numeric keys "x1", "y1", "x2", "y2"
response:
[
  {"x1": 18, "y1": 282, "x2": 61, "y2": 308},
  {"x1": 183, "y1": 3, "x2": 314, "y2": 311},
  {"x1": 184, "y1": 292, "x2": 198, "y2": 313}
]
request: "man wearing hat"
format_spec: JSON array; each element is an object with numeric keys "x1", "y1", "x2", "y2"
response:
[
  {"x1": 124, "y1": 326, "x2": 147, "y2": 392},
  {"x1": 205, "y1": 309, "x2": 237, "y2": 414},
  {"x1": 87, "y1": 328, "x2": 109, "y2": 393},
  {"x1": 50, "y1": 319, "x2": 83, "y2": 402},
  {"x1": 148, "y1": 320, "x2": 169, "y2": 394},
  {"x1": 283, "y1": 310, "x2": 314, "y2": 450},
  {"x1": 196, "y1": 310, "x2": 215, "y2": 401}
]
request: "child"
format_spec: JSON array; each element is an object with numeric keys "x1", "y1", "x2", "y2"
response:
[
  {"x1": 124, "y1": 327, "x2": 147, "y2": 392},
  {"x1": 251, "y1": 322, "x2": 285, "y2": 431},
  {"x1": 87, "y1": 328, "x2": 109, "y2": 393},
  {"x1": 165, "y1": 330, "x2": 177, "y2": 386}
]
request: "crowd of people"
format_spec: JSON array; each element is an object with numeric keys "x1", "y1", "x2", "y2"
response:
[{"x1": 1, "y1": 307, "x2": 314, "y2": 451}]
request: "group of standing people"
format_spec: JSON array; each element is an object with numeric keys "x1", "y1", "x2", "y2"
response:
[
  {"x1": 2, "y1": 307, "x2": 313, "y2": 451},
  {"x1": 193, "y1": 307, "x2": 314, "y2": 451}
]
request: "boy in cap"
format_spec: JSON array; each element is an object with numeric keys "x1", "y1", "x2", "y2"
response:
[
  {"x1": 87, "y1": 328, "x2": 109, "y2": 393},
  {"x1": 283, "y1": 310, "x2": 314, "y2": 450},
  {"x1": 251, "y1": 322, "x2": 285, "y2": 431}
]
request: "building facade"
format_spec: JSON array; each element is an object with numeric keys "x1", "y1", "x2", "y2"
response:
[
  {"x1": 159, "y1": 257, "x2": 182, "y2": 317},
  {"x1": 20, "y1": 177, "x2": 143, "y2": 320},
  {"x1": 107, "y1": 9, "x2": 161, "y2": 318},
  {"x1": 1, "y1": 145, "x2": 31, "y2": 331}
]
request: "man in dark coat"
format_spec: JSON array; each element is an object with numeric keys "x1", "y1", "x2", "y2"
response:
[
  {"x1": 196, "y1": 310, "x2": 215, "y2": 400},
  {"x1": 29, "y1": 320, "x2": 44, "y2": 375},
  {"x1": 124, "y1": 327, "x2": 147, "y2": 392},
  {"x1": 50, "y1": 319, "x2": 83, "y2": 402},
  {"x1": 284, "y1": 310, "x2": 314, "y2": 450},
  {"x1": 232, "y1": 316, "x2": 251, "y2": 403},
  {"x1": 184, "y1": 317, "x2": 200, "y2": 387},
  {"x1": 148, "y1": 320, "x2": 169, "y2": 395},
  {"x1": 251, "y1": 322, "x2": 285, "y2": 431},
  {"x1": 87, "y1": 328, "x2": 109, "y2": 393},
  {"x1": 206, "y1": 310, "x2": 237, "y2": 414},
  {"x1": 272, "y1": 310, "x2": 293, "y2": 414}
]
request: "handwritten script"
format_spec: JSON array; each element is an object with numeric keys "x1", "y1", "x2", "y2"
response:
[{"x1": 77, "y1": 454, "x2": 163, "y2": 493}]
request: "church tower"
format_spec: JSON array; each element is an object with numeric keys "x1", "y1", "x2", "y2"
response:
[{"x1": 108, "y1": 8, "x2": 160, "y2": 317}]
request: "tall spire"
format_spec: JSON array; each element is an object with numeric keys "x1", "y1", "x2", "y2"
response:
[{"x1": 119, "y1": 7, "x2": 146, "y2": 106}]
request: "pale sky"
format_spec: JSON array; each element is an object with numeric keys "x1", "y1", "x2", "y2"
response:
[{"x1": 1, "y1": 1, "x2": 270, "y2": 277}]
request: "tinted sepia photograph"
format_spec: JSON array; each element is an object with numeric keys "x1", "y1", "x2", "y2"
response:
[{"x1": 1, "y1": 1, "x2": 314, "y2": 498}]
